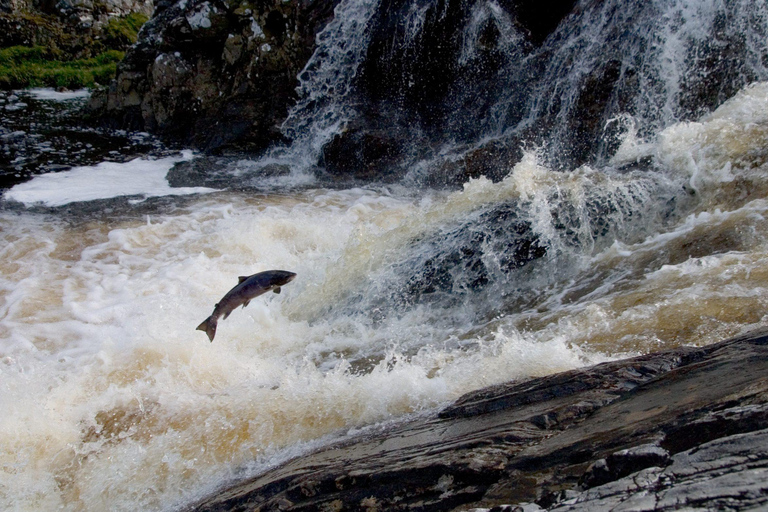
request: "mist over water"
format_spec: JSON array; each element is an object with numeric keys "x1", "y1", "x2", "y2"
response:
[{"x1": 3, "y1": 0, "x2": 768, "y2": 510}]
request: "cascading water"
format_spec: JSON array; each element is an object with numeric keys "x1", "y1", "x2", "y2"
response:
[
  {"x1": 2, "y1": 0, "x2": 768, "y2": 511},
  {"x1": 311, "y1": 0, "x2": 768, "y2": 176},
  {"x1": 516, "y1": 0, "x2": 768, "y2": 165},
  {"x1": 275, "y1": 0, "x2": 382, "y2": 166}
]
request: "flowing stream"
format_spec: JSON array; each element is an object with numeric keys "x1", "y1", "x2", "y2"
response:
[{"x1": 3, "y1": 1, "x2": 768, "y2": 510}]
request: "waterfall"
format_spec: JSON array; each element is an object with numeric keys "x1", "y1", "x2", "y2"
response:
[
  {"x1": 278, "y1": 0, "x2": 768, "y2": 174},
  {"x1": 514, "y1": 0, "x2": 768, "y2": 165},
  {"x1": 278, "y1": 0, "x2": 382, "y2": 166}
]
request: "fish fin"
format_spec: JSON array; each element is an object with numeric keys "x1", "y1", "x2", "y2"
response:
[
  {"x1": 196, "y1": 316, "x2": 217, "y2": 342},
  {"x1": 238, "y1": 276, "x2": 248, "y2": 284},
  {"x1": 273, "y1": 287, "x2": 281, "y2": 294},
  {"x1": 223, "y1": 311, "x2": 231, "y2": 320},
  {"x1": 242, "y1": 300, "x2": 250, "y2": 308}
]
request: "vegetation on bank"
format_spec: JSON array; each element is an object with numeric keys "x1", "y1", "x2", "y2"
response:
[
  {"x1": 0, "y1": 12, "x2": 148, "y2": 89},
  {"x1": 0, "y1": 46, "x2": 124, "y2": 89}
]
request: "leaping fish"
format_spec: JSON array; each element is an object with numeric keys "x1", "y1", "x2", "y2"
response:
[{"x1": 197, "y1": 270, "x2": 296, "y2": 342}]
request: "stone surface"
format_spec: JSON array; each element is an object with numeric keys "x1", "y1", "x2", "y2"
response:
[
  {"x1": 187, "y1": 327, "x2": 768, "y2": 511},
  {"x1": 550, "y1": 427, "x2": 768, "y2": 511},
  {"x1": 90, "y1": 0, "x2": 338, "y2": 152}
]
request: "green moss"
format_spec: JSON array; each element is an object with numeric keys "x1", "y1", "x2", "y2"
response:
[
  {"x1": 102, "y1": 12, "x2": 150, "y2": 49},
  {"x1": 0, "y1": 46, "x2": 125, "y2": 89}
]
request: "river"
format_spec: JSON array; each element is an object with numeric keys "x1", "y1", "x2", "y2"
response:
[{"x1": 3, "y1": 1, "x2": 768, "y2": 510}]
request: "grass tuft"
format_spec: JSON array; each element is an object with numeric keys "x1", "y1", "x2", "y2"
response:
[{"x1": 0, "y1": 47, "x2": 125, "y2": 89}]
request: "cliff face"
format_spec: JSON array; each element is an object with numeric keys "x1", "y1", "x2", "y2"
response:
[
  {"x1": 89, "y1": 0, "x2": 337, "y2": 152},
  {"x1": 189, "y1": 328, "x2": 768, "y2": 512}
]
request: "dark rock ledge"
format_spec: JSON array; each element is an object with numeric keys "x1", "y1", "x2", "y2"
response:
[{"x1": 189, "y1": 328, "x2": 768, "y2": 511}]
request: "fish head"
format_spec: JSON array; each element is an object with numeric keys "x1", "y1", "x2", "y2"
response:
[{"x1": 271, "y1": 270, "x2": 297, "y2": 286}]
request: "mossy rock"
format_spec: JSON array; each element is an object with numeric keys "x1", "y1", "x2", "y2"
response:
[{"x1": 102, "y1": 12, "x2": 150, "y2": 48}]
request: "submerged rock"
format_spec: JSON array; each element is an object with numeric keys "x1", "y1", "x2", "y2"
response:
[
  {"x1": 166, "y1": 154, "x2": 290, "y2": 189},
  {"x1": 188, "y1": 327, "x2": 768, "y2": 511}
]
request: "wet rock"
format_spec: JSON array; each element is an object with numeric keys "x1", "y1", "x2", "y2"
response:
[
  {"x1": 92, "y1": 0, "x2": 338, "y2": 152},
  {"x1": 511, "y1": 0, "x2": 576, "y2": 46},
  {"x1": 166, "y1": 155, "x2": 290, "y2": 189},
  {"x1": 312, "y1": 0, "x2": 582, "y2": 180},
  {"x1": 321, "y1": 127, "x2": 405, "y2": 182},
  {"x1": 579, "y1": 444, "x2": 670, "y2": 489},
  {"x1": 410, "y1": 138, "x2": 524, "y2": 188},
  {"x1": 329, "y1": 201, "x2": 548, "y2": 321},
  {"x1": 187, "y1": 328, "x2": 768, "y2": 512},
  {"x1": 0, "y1": 90, "x2": 166, "y2": 190},
  {"x1": 550, "y1": 427, "x2": 768, "y2": 511},
  {"x1": 400, "y1": 202, "x2": 547, "y2": 302},
  {"x1": 335, "y1": 0, "x2": 536, "y2": 181}
]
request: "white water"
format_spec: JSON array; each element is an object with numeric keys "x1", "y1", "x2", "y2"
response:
[
  {"x1": 0, "y1": 186, "x2": 600, "y2": 511},
  {"x1": 5, "y1": 151, "x2": 214, "y2": 207},
  {"x1": 3, "y1": 81, "x2": 768, "y2": 510},
  {"x1": 277, "y1": 0, "x2": 382, "y2": 165},
  {"x1": 24, "y1": 88, "x2": 93, "y2": 101},
  {"x1": 512, "y1": 0, "x2": 768, "y2": 143}
]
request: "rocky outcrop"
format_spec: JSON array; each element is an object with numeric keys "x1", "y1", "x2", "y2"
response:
[
  {"x1": 89, "y1": 0, "x2": 337, "y2": 152},
  {"x1": 0, "y1": 0, "x2": 153, "y2": 57},
  {"x1": 93, "y1": 0, "x2": 767, "y2": 180},
  {"x1": 188, "y1": 328, "x2": 768, "y2": 511}
]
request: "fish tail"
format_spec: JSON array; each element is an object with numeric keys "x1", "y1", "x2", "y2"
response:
[{"x1": 196, "y1": 316, "x2": 218, "y2": 342}]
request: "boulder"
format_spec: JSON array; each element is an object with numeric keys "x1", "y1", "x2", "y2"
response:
[
  {"x1": 321, "y1": 126, "x2": 405, "y2": 181},
  {"x1": 90, "y1": 0, "x2": 338, "y2": 152}
]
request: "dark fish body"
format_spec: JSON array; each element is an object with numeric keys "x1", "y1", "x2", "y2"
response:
[{"x1": 197, "y1": 270, "x2": 296, "y2": 341}]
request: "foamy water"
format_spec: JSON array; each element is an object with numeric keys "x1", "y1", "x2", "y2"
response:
[
  {"x1": 4, "y1": 152, "x2": 213, "y2": 207},
  {"x1": 25, "y1": 88, "x2": 93, "y2": 101},
  {"x1": 3, "y1": 83, "x2": 768, "y2": 511}
]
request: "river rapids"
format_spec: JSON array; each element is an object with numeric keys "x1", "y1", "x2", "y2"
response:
[{"x1": 3, "y1": 0, "x2": 768, "y2": 510}]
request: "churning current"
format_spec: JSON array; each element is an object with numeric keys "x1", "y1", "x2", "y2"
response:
[{"x1": 4, "y1": 2, "x2": 768, "y2": 512}]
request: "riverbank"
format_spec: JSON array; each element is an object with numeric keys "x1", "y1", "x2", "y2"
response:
[
  {"x1": 190, "y1": 328, "x2": 768, "y2": 511},
  {"x1": 0, "y1": 46, "x2": 125, "y2": 89}
]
